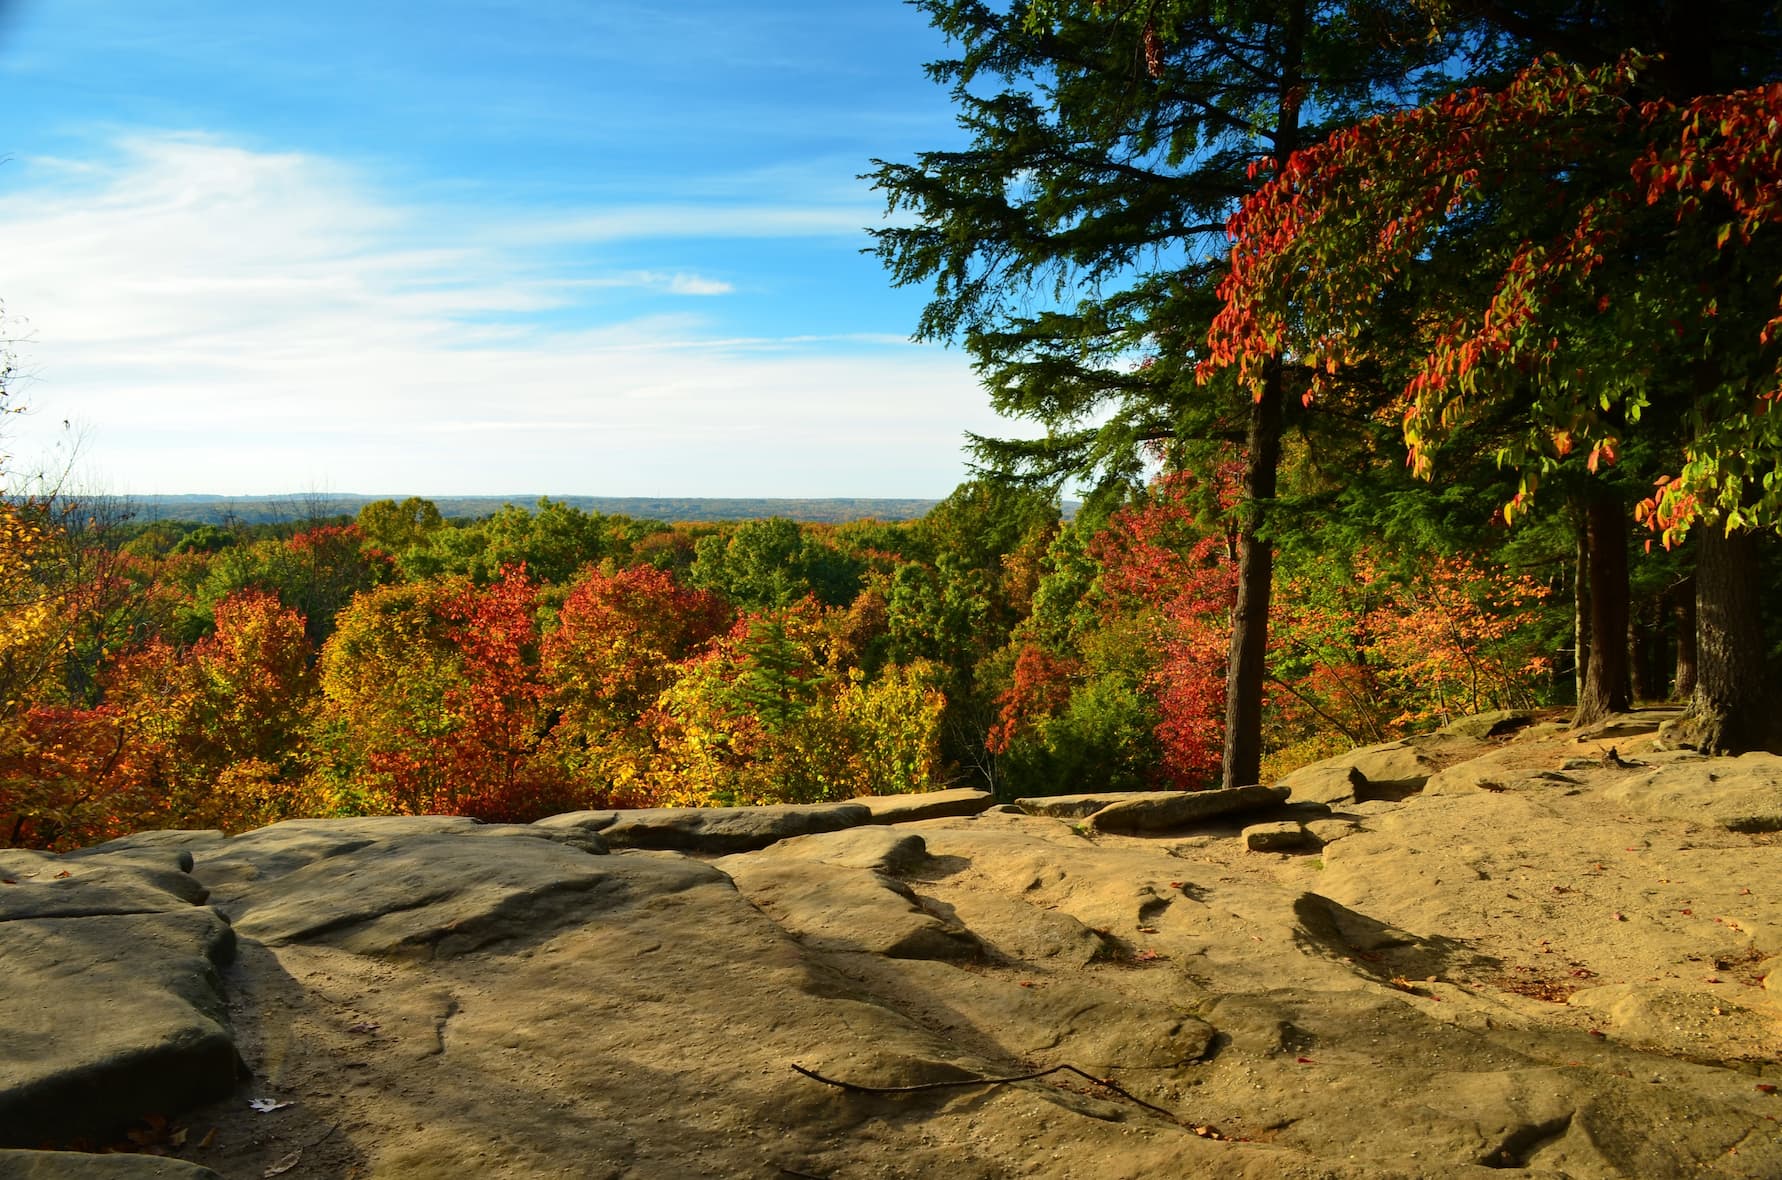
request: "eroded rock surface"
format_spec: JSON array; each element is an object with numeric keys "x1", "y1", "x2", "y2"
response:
[
  {"x1": 8, "y1": 768, "x2": 1782, "y2": 1178},
  {"x1": 854, "y1": 787, "x2": 994, "y2": 824},
  {"x1": 0, "y1": 1154, "x2": 222, "y2": 1179},
  {"x1": 1601, "y1": 751, "x2": 1782, "y2": 832},
  {"x1": 1277, "y1": 737, "x2": 1454, "y2": 803},
  {"x1": 536, "y1": 800, "x2": 872, "y2": 852},
  {"x1": 0, "y1": 860, "x2": 241, "y2": 1149},
  {"x1": 1083, "y1": 783, "x2": 1289, "y2": 833}
]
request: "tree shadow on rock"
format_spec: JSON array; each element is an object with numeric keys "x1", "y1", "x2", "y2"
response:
[{"x1": 1291, "y1": 892, "x2": 1500, "y2": 983}]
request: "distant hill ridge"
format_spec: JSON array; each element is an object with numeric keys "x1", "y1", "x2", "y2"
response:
[{"x1": 121, "y1": 494, "x2": 944, "y2": 526}]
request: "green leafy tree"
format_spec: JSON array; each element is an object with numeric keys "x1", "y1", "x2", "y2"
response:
[
  {"x1": 169, "y1": 523, "x2": 239, "y2": 556},
  {"x1": 197, "y1": 524, "x2": 389, "y2": 647},
  {"x1": 404, "y1": 499, "x2": 621, "y2": 586},
  {"x1": 1204, "y1": 9, "x2": 1782, "y2": 748},
  {"x1": 871, "y1": 0, "x2": 1454, "y2": 787},
  {"x1": 688, "y1": 517, "x2": 863, "y2": 610},
  {"x1": 356, "y1": 496, "x2": 444, "y2": 557},
  {"x1": 310, "y1": 578, "x2": 464, "y2": 814},
  {"x1": 877, "y1": 481, "x2": 1059, "y2": 787}
]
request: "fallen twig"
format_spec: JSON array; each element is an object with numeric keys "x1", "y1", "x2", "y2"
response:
[{"x1": 789, "y1": 1062, "x2": 1180, "y2": 1123}]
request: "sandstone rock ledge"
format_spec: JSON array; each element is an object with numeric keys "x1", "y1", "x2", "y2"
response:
[{"x1": 4, "y1": 729, "x2": 1781, "y2": 1179}]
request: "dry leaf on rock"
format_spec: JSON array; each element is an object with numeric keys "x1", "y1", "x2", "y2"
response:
[{"x1": 263, "y1": 1149, "x2": 302, "y2": 1176}]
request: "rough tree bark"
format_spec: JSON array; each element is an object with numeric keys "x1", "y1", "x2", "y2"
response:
[
  {"x1": 1667, "y1": 528, "x2": 1774, "y2": 752},
  {"x1": 1629, "y1": 592, "x2": 1668, "y2": 703},
  {"x1": 1670, "y1": 575, "x2": 1698, "y2": 700},
  {"x1": 1573, "y1": 522, "x2": 1590, "y2": 706},
  {"x1": 1222, "y1": 363, "x2": 1285, "y2": 788},
  {"x1": 1220, "y1": 0, "x2": 1303, "y2": 790},
  {"x1": 1572, "y1": 496, "x2": 1632, "y2": 727}
]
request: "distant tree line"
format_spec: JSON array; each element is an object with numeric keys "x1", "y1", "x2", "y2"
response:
[
  {"x1": 2, "y1": 481, "x2": 1667, "y2": 850},
  {"x1": 122, "y1": 494, "x2": 955, "y2": 528}
]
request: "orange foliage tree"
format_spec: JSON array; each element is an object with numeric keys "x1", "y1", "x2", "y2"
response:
[
  {"x1": 312, "y1": 568, "x2": 570, "y2": 822},
  {"x1": 110, "y1": 589, "x2": 319, "y2": 832},
  {"x1": 540, "y1": 564, "x2": 731, "y2": 804},
  {"x1": 3, "y1": 588, "x2": 320, "y2": 847}
]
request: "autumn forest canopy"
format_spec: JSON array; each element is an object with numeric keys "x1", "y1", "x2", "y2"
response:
[{"x1": 4, "y1": 0, "x2": 1781, "y2": 849}]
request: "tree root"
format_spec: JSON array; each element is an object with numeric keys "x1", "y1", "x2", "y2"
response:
[{"x1": 789, "y1": 1061, "x2": 1181, "y2": 1123}]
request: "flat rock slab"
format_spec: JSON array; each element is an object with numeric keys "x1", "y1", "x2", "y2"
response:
[
  {"x1": 0, "y1": 909, "x2": 239, "y2": 1148},
  {"x1": 1568, "y1": 982, "x2": 1777, "y2": 1063},
  {"x1": 732, "y1": 827, "x2": 933, "y2": 876},
  {"x1": 0, "y1": 1154, "x2": 222, "y2": 1179},
  {"x1": 1275, "y1": 764, "x2": 1366, "y2": 806},
  {"x1": 77, "y1": 831, "x2": 228, "y2": 858},
  {"x1": 882, "y1": 955, "x2": 1217, "y2": 1070},
  {"x1": 1599, "y1": 752, "x2": 1782, "y2": 832},
  {"x1": 722, "y1": 858, "x2": 980, "y2": 961},
  {"x1": 1573, "y1": 708, "x2": 1683, "y2": 743},
  {"x1": 1012, "y1": 791, "x2": 1158, "y2": 819},
  {"x1": 226, "y1": 834, "x2": 713, "y2": 959},
  {"x1": 935, "y1": 888, "x2": 1111, "y2": 967},
  {"x1": 0, "y1": 853, "x2": 209, "y2": 921},
  {"x1": 23, "y1": 735, "x2": 1782, "y2": 1179},
  {"x1": 1245, "y1": 822, "x2": 1320, "y2": 852},
  {"x1": 1278, "y1": 739, "x2": 1444, "y2": 800},
  {"x1": 457, "y1": 822, "x2": 610, "y2": 855},
  {"x1": 1423, "y1": 745, "x2": 1587, "y2": 797},
  {"x1": 1086, "y1": 785, "x2": 1289, "y2": 834},
  {"x1": 852, "y1": 788, "x2": 994, "y2": 824},
  {"x1": 1435, "y1": 709, "x2": 1535, "y2": 741},
  {"x1": 191, "y1": 816, "x2": 484, "y2": 898},
  {"x1": 537, "y1": 801, "x2": 873, "y2": 853}
]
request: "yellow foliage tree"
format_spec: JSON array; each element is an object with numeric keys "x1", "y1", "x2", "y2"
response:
[{"x1": 647, "y1": 603, "x2": 947, "y2": 807}]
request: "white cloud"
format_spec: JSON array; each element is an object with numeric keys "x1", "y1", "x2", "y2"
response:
[
  {"x1": 521, "y1": 203, "x2": 877, "y2": 243},
  {"x1": 663, "y1": 273, "x2": 735, "y2": 296},
  {"x1": 564, "y1": 272, "x2": 736, "y2": 296},
  {"x1": 0, "y1": 133, "x2": 1008, "y2": 497}
]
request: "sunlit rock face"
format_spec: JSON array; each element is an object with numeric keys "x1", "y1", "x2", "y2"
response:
[{"x1": 5, "y1": 735, "x2": 1781, "y2": 1180}]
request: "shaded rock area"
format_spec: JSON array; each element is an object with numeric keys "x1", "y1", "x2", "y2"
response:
[
  {"x1": 853, "y1": 787, "x2": 994, "y2": 824},
  {"x1": 535, "y1": 800, "x2": 874, "y2": 853},
  {"x1": 0, "y1": 847, "x2": 243, "y2": 1149},
  {"x1": 1277, "y1": 738, "x2": 1455, "y2": 804},
  {"x1": 7, "y1": 718, "x2": 1782, "y2": 1178},
  {"x1": 1081, "y1": 784, "x2": 1289, "y2": 834},
  {"x1": 1435, "y1": 708, "x2": 1535, "y2": 741},
  {"x1": 0, "y1": 1156, "x2": 221, "y2": 1179}
]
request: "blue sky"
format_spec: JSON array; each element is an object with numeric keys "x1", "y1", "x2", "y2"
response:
[{"x1": 0, "y1": 0, "x2": 1018, "y2": 497}]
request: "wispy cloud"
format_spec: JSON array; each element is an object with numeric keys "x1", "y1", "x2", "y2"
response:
[
  {"x1": 564, "y1": 272, "x2": 736, "y2": 296},
  {"x1": 517, "y1": 203, "x2": 878, "y2": 244},
  {"x1": 0, "y1": 132, "x2": 1002, "y2": 496}
]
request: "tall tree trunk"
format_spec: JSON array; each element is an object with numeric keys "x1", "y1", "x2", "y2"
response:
[
  {"x1": 1572, "y1": 496, "x2": 1631, "y2": 727},
  {"x1": 1219, "y1": 0, "x2": 1302, "y2": 790},
  {"x1": 1573, "y1": 520, "x2": 1590, "y2": 706},
  {"x1": 1667, "y1": 528, "x2": 1774, "y2": 752},
  {"x1": 1627, "y1": 610, "x2": 1649, "y2": 703},
  {"x1": 1629, "y1": 595, "x2": 1662, "y2": 703},
  {"x1": 1222, "y1": 363, "x2": 1284, "y2": 788},
  {"x1": 1670, "y1": 575, "x2": 1697, "y2": 700}
]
